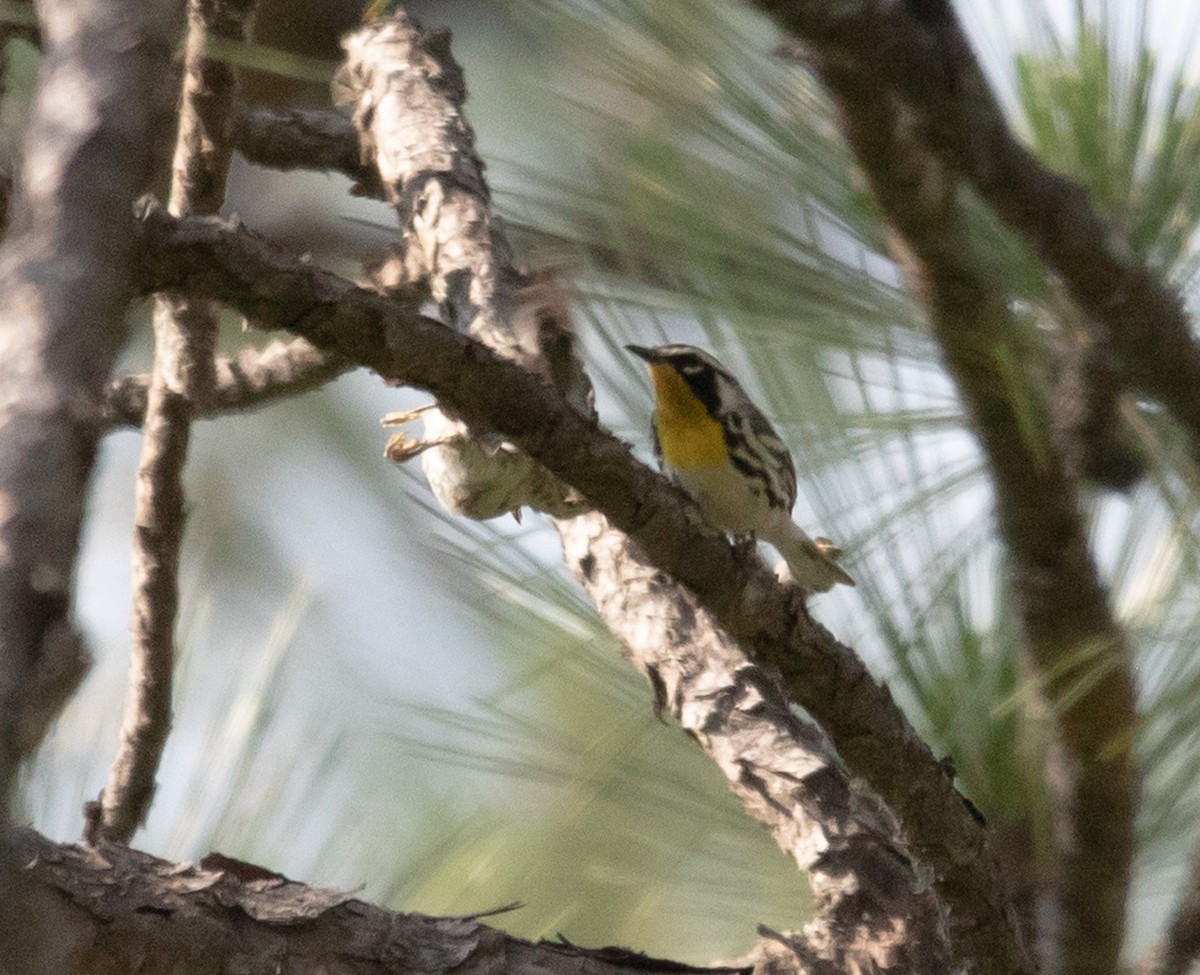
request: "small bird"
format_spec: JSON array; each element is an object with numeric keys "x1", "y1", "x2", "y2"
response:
[{"x1": 627, "y1": 343, "x2": 854, "y2": 592}]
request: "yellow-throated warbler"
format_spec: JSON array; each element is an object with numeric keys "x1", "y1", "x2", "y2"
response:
[{"x1": 628, "y1": 344, "x2": 854, "y2": 592}]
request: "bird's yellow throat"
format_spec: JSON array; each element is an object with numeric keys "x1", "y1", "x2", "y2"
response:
[{"x1": 648, "y1": 364, "x2": 727, "y2": 468}]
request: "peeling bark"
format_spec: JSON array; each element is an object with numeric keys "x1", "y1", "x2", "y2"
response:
[
  {"x1": 558, "y1": 513, "x2": 951, "y2": 974},
  {"x1": 334, "y1": 14, "x2": 591, "y2": 521},
  {"x1": 134, "y1": 206, "x2": 1028, "y2": 975},
  {"x1": 11, "y1": 827, "x2": 749, "y2": 975}
]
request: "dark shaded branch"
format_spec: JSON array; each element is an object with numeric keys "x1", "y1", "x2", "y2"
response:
[
  {"x1": 558, "y1": 512, "x2": 951, "y2": 974},
  {"x1": 134, "y1": 205, "x2": 1027, "y2": 975},
  {"x1": 232, "y1": 103, "x2": 383, "y2": 196},
  {"x1": 752, "y1": 0, "x2": 1200, "y2": 456},
  {"x1": 782, "y1": 15, "x2": 1136, "y2": 975},
  {"x1": 335, "y1": 14, "x2": 591, "y2": 520},
  {"x1": 1140, "y1": 842, "x2": 1200, "y2": 975},
  {"x1": 104, "y1": 338, "x2": 352, "y2": 429},
  {"x1": 92, "y1": 0, "x2": 256, "y2": 847},
  {"x1": 11, "y1": 826, "x2": 747, "y2": 975}
]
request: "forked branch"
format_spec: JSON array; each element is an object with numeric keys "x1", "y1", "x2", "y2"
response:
[{"x1": 134, "y1": 205, "x2": 1030, "y2": 975}]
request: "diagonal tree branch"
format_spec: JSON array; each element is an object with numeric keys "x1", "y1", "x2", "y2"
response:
[
  {"x1": 558, "y1": 512, "x2": 951, "y2": 973},
  {"x1": 11, "y1": 825, "x2": 749, "y2": 975},
  {"x1": 334, "y1": 14, "x2": 591, "y2": 521},
  {"x1": 750, "y1": 0, "x2": 1200, "y2": 457},
  {"x1": 134, "y1": 204, "x2": 1031, "y2": 975},
  {"x1": 104, "y1": 338, "x2": 352, "y2": 429},
  {"x1": 1048, "y1": 298, "x2": 1144, "y2": 492},
  {"x1": 775, "y1": 14, "x2": 1137, "y2": 975},
  {"x1": 90, "y1": 0, "x2": 257, "y2": 847},
  {"x1": 334, "y1": 17, "x2": 944, "y2": 971}
]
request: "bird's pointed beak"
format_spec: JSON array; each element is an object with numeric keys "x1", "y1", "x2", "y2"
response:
[{"x1": 625, "y1": 344, "x2": 658, "y2": 363}]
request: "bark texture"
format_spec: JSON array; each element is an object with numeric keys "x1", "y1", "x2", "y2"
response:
[
  {"x1": 0, "y1": 0, "x2": 183, "y2": 971},
  {"x1": 0, "y1": 0, "x2": 180, "y2": 797},
  {"x1": 10, "y1": 827, "x2": 748, "y2": 975},
  {"x1": 335, "y1": 14, "x2": 591, "y2": 520},
  {"x1": 94, "y1": 0, "x2": 257, "y2": 846},
  {"x1": 232, "y1": 103, "x2": 383, "y2": 197},
  {"x1": 558, "y1": 513, "x2": 950, "y2": 974},
  {"x1": 754, "y1": 4, "x2": 1138, "y2": 973},
  {"x1": 134, "y1": 205, "x2": 1028, "y2": 975},
  {"x1": 104, "y1": 338, "x2": 352, "y2": 429},
  {"x1": 332, "y1": 17, "x2": 947, "y2": 971}
]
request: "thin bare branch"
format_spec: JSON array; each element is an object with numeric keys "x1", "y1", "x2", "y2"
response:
[
  {"x1": 92, "y1": 0, "x2": 255, "y2": 846},
  {"x1": 753, "y1": 0, "x2": 1200, "y2": 457},
  {"x1": 772, "y1": 12, "x2": 1136, "y2": 973},
  {"x1": 104, "y1": 338, "x2": 352, "y2": 429},
  {"x1": 335, "y1": 14, "x2": 591, "y2": 520},
  {"x1": 558, "y1": 512, "x2": 951, "y2": 973},
  {"x1": 12, "y1": 826, "x2": 748, "y2": 975},
  {"x1": 134, "y1": 205, "x2": 1030, "y2": 975}
]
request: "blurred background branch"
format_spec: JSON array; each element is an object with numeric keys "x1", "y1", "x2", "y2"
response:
[
  {"x1": 104, "y1": 339, "x2": 354, "y2": 430},
  {"x1": 91, "y1": 0, "x2": 258, "y2": 847}
]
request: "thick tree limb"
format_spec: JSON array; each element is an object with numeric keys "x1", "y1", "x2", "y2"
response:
[
  {"x1": 92, "y1": 0, "x2": 257, "y2": 847},
  {"x1": 0, "y1": 0, "x2": 182, "y2": 970},
  {"x1": 104, "y1": 338, "x2": 352, "y2": 429},
  {"x1": 558, "y1": 512, "x2": 950, "y2": 974},
  {"x1": 335, "y1": 15, "x2": 590, "y2": 521},
  {"x1": 751, "y1": 0, "x2": 1200, "y2": 456},
  {"x1": 333, "y1": 18, "x2": 936, "y2": 969},
  {"x1": 0, "y1": 0, "x2": 179, "y2": 802},
  {"x1": 11, "y1": 826, "x2": 747, "y2": 975},
  {"x1": 787, "y1": 17, "x2": 1136, "y2": 975},
  {"x1": 134, "y1": 205, "x2": 1029, "y2": 975}
]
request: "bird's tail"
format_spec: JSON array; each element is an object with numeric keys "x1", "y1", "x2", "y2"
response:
[{"x1": 769, "y1": 518, "x2": 855, "y2": 592}]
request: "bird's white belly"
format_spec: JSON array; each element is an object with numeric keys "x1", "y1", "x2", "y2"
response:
[{"x1": 667, "y1": 461, "x2": 777, "y2": 535}]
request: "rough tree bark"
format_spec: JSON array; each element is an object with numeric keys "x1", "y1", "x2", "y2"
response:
[
  {"x1": 0, "y1": 0, "x2": 183, "y2": 970},
  {"x1": 754, "y1": 4, "x2": 1139, "y2": 973},
  {"x1": 133, "y1": 203, "x2": 1031, "y2": 975},
  {"x1": 557, "y1": 513, "x2": 951, "y2": 974},
  {"x1": 335, "y1": 15, "x2": 591, "y2": 520},
  {"x1": 10, "y1": 826, "x2": 750, "y2": 975},
  {"x1": 92, "y1": 0, "x2": 258, "y2": 846}
]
